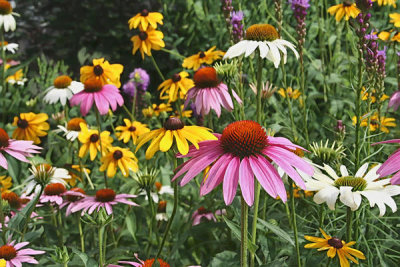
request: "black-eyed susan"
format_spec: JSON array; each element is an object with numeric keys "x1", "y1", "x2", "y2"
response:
[
  {"x1": 78, "y1": 123, "x2": 113, "y2": 161},
  {"x1": 142, "y1": 103, "x2": 172, "y2": 118},
  {"x1": 136, "y1": 117, "x2": 217, "y2": 159},
  {"x1": 327, "y1": 1, "x2": 360, "y2": 22},
  {"x1": 352, "y1": 113, "x2": 396, "y2": 133},
  {"x1": 390, "y1": 13, "x2": 400, "y2": 27},
  {"x1": 12, "y1": 112, "x2": 49, "y2": 144},
  {"x1": 304, "y1": 228, "x2": 365, "y2": 267},
  {"x1": 115, "y1": 119, "x2": 150, "y2": 144},
  {"x1": 80, "y1": 58, "x2": 123, "y2": 88},
  {"x1": 128, "y1": 9, "x2": 163, "y2": 30},
  {"x1": 100, "y1": 146, "x2": 138, "y2": 177},
  {"x1": 278, "y1": 87, "x2": 301, "y2": 99},
  {"x1": 131, "y1": 26, "x2": 165, "y2": 59},
  {"x1": 378, "y1": 30, "x2": 392, "y2": 41},
  {"x1": 0, "y1": 175, "x2": 11, "y2": 192},
  {"x1": 158, "y1": 71, "x2": 194, "y2": 102},
  {"x1": 182, "y1": 46, "x2": 225, "y2": 71},
  {"x1": 372, "y1": 0, "x2": 397, "y2": 7}
]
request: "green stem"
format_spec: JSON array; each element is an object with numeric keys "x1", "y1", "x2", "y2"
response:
[
  {"x1": 241, "y1": 196, "x2": 249, "y2": 267},
  {"x1": 0, "y1": 193, "x2": 6, "y2": 243},
  {"x1": 22, "y1": 186, "x2": 44, "y2": 237},
  {"x1": 98, "y1": 226, "x2": 105, "y2": 267},
  {"x1": 346, "y1": 207, "x2": 353, "y2": 241},
  {"x1": 78, "y1": 215, "x2": 85, "y2": 253},
  {"x1": 299, "y1": 45, "x2": 309, "y2": 147},
  {"x1": 95, "y1": 109, "x2": 108, "y2": 188},
  {"x1": 255, "y1": 55, "x2": 263, "y2": 124},
  {"x1": 289, "y1": 182, "x2": 301, "y2": 267},
  {"x1": 145, "y1": 189, "x2": 155, "y2": 257},
  {"x1": 0, "y1": 28, "x2": 6, "y2": 95},
  {"x1": 122, "y1": 104, "x2": 134, "y2": 121},
  {"x1": 151, "y1": 55, "x2": 165, "y2": 81},
  {"x1": 354, "y1": 48, "x2": 364, "y2": 171},
  {"x1": 161, "y1": 48, "x2": 185, "y2": 59}
]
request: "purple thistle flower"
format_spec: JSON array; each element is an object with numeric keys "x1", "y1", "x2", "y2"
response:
[
  {"x1": 365, "y1": 30, "x2": 378, "y2": 40},
  {"x1": 288, "y1": 0, "x2": 310, "y2": 10},
  {"x1": 230, "y1": 11, "x2": 244, "y2": 43},
  {"x1": 123, "y1": 68, "x2": 150, "y2": 97}
]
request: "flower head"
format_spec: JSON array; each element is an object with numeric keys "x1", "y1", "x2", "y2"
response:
[
  {"x1": 56, "y1": 117, "x2": 87, "y2": 141},
  {"x1": 116, "y1": 119, "x2": 150, "y2": 144},
  {"x1": 230, "y1": 11, "x2": 244, "y2": 42},
  {"x1": 183, "y1": 46, "x2": 225, "y2": 71},
  {"x1": 128, "y1": 10, "x2": 163, "y2": 30},
  {"x1": 327, "y1": 2, "x2": 360, "y2": 22},
  {"x1": 0, "y1": 41, "x2": 18, "y2": 53},
  {"x1": 372, "y1": 0, "x2": 397, "y2": 7},
  {"x1": 100, "y1": 146, "x2": 138, "y2": 177},
  {"x1": 0, "y1": 240, "x2": 45, "y2": 266},
  {"x1": 78, "y1": 123, "x2": 113, "y2": 161},
  {"x1": 60, "y1": 187, "x2": 86, "y2": 216},
  {"x1": 40, "y1": 183, "x2": 67, "y2": 206},
  {"x1": 158, "y1": 71, "x2": 194, "y2": 102},
  {"x1": 80, "y1": 58, "x2": 123, "y2": 88},
  {"x1": 191, "y1": 207, "x2": 217, "y2": 226},
  {"x1": 111, "y1": 253, "x2": 170, "y2": 267},
  {"x1": 278, "y1": 87, "x2": 301, "y2": 99},
  {"x1": 249, "y1": 81, "x2": 277, "y2": 99},
  {"x1": 390, "y1": 13, "x2": 400, "y2": 27},
  {"x1": 136, "y1": 117, "x2": 217, "y2": 159},
  {"x1": 142, "y1": 103, "x2": 172, "y2": 118},
  {"x1": 173, "y1": 120, "x2": 314, "y2": 206},
  {"x1": 304, "y1": 228, "x2": 365, "y2": 267},
  {"x1": 0, "y1": 0, "x2": 17, "y2": 32},
  {"x1": 24, "y1": 164, "x2": 71, "y2": 194},
  {"x1": 352, "y1": 113, "x2": 396, "y2": 133},
  {"x1": 288, "y1": 0, "x2": 311, "y2": 9},
  {"x1": 12, "y1": 113, "x2": 49, "y2": 144},
  {"x1": 123, "y1": 68, "x2": 150, "y2": 97},
  {"x1": 44, "y1": 75, "x2": 84, "y2": 105},
  {"x1": 131, "y1": 27, "x2": 165, "y2": 59}
]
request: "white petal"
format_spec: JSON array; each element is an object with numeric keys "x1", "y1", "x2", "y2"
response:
[
  {"x1": 313, "y1": 186, "x2": 339, "y2": 210},
  {"x1": 244, "y1": 41, "x2": 259, "y2": 57},
  {"x1": 323, "y1": 164, "x2": 339, "y2": 180},
  {"x1": 363, "y1": 164, "x2": 381, "y2": 182},
  {"x1": 339, "y1": 186, "x2": 358, "y2": 210},
  {"x1": 355, "y1": 163, "x2": 369, "y2": 178},
  {"x1": 340, "y1": 165, "x2": 349, "y2": 177},
  {"x1": 258, "y1": 42, "x2": 269, "y2": 58},
  {"x1": 223, "y1": 41, "x2": 249, "y2": 59}
]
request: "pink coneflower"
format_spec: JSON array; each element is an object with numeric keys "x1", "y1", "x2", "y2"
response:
[
  {"x1": 173, "y1": 120, "x2": 313, "y2": 206},
  {"x1": 373, "y1": 139, "x2": 400, "y2": 184},
  {"x1": 60, "y1": 187, "x2": 86, "y2": 216},
  {"x1": 191, "y1": 207, "x2": 226, "y2": 226},
  {"x1": 39, "y1": 183, "x2": 67, "y2": 206},
  {"x1": 0, "y1": 128, "x2": 41, "y2": 170},
  {"x1": 109, "y1": 253, "x2": 170, "y2": 267},
  {"x1": 71, "y1": 188, "x2": 138, "y2": 215},
  {"x1": 69, "y1": 78, "x2": 124, "y2": 116},
  {"x1": 0, "y1": 240, "x2": 45, "y2": 266},
  {"x1": 184, "y1": 67, "x2": 242, "y2": 117},
  {"x1": 388, "y1": 91, "x2": 400, "y2": 111}
]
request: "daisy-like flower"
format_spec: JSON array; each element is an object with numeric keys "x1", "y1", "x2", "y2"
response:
[
  {"x1": 158, "y1": 71, "x2": 194, "y2": 103},
  {"x1": 78, "y1": 123, "x2": 113, "y2": 161},
  {"x1": 12, "y1": 112, "x2": 49, "y2": 144},
  {"x1": 352, "y1": 113, "x2": 396, "y2": 133},
  {"x1": 390, "y1": 13, "x2": 400, "y2": 27},
  {"x1": 0, "y1": 175, "x2": 12, "y2": 192},
  {"x1": 304, "y1": 228, "x2": 365, "y2": 267},
  {"x1": 184, "y1": 67, "x2": 242, "y2": 117},
  {"x1": 305, "y1": 163, "x2": 400, "y2": 216},
  {"x1": 0, "y1": 41, "x2": 18, "y2": 53},
  {"x1": 6, "y1": 68, "x2": 26, "y2": 86},
  {"x1": 136, "y1": 117, "x2": 217, "y2": 159},
  {"x1": 56, "y1": 117, "x2": 87, "y2": 142},
  {"x1": 327, "y1": 1, "x2": 360, "y2": 22},
  {"x1": 223, "y1": 24, "x2": 299, "y2": 68},
  {"x1": 191, "y1": 207, "x2": 217, "y2": 226},
  {"x1": 0, "y1": 128, "x2": 41, "y2": 169},
  {"x1": 182, "y1": 46, "x2": 225, "y2": 71},
  {"x1": 0, "y1": 240, "x2": 45, "y2": 266},
  {"x1": 173, "y1": 120, "x2": 314, "y2": 206},
  {"x1": 80, "y1": 58, "x2": 123, "y2": 88},
  {"x1": 116, "y1": 119, "x2": 150, "y2": 144},
  {"x1": 372, "y1": 0, "x2": 397, "y2": 7},
  {"x1": 99, "y1": 146, "x2": 138, "y2": 178},
  {"x1": 71, "y1": 188, "x2": 138, "y2": 215},
  {"x1": 60, "y1": 187, "x2": 86, "y2": 216},
  {"x1": 142, "y1": 103, "x2": 172, "y2": 118},
  {"x1": 156, "y1": 200, "x2": 168, "y2": 221},
  {"x1": 24, "y1": 163, "x2": 71, "y2": 195},
  {"x1": 0, "y1": 0, "x2": 17, "y2": 32},
  {"x1": 70, "y1": 78, "x2": 124, "y2": 116},
  {"x1": 44, "y1": 75, "x2": 84, "y2": 105},
  {"x1": 39, "y1": 183, "x2": 67, "y2": 206},
  {"x1": 131, "y1": 26, "x2": 165, "y2": 59},
  {"x1": 278, "y1": 87, "x2": 301, "y2": 99},
  {"x1": 110, "y1": 253, "x2": 170, "y2": 267},
  {"x1": 249, "y1": 81, "x2": 277, "y2": 99},
  {"x1": 128, "y1": 9, "x2": 163, "y2": 30}
]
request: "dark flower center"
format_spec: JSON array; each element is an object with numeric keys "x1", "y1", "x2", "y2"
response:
[
  {"x1": 17, "y1": 119, "x2": 29, "y2": 129},
  {"x1": 334, "y1": 176, "x2": 367, "y2": 191},
  {"x1": 246, "y1": 24, "x2": 280, "y2": 41},
  {"x1": 0, "y1": 245, "x2": 17, "y2": 260},
  {"x1": 1, "y1": 191, "x2": 21, "y2": 209},
  {"x1": 93, "y1": 65, "x2": 104, "y2": 76},
  {"x1": 143, "y1": 259, "x2": 170, "y2": 267},
  {"x1": 0, "y1": 128, "x2": 9, "y2": 148},
  {"x1": 141, "y1": 9, "x2": 149, "y2": 16},
  {"x1": 193, "y1": 67, "x2": 220, "y2": 88},
  {"x1": 139, "y1": 31, "x2": 148, "y2": 41},
  {"x1": 220, "y1": 120, "x2": 268, "y2": 158},
  {"x1": 67, "y1": 118, "x2": 86, "y2": 131},
  {"x1": 128, "y1": 126, "x2": 136, "y2": 132},
  {"x1": 172, "y1": 73, "x2": 181, "y2": 83},
  {"x1": 66, "y1": 187, "x2": 86, "y2": 202},
  {"x1": 198, "y1": 206, "x2": 208, "y2": 214},
  {"x1": 90, "y1": 134, "x2": 99, "y2": 143},
  {"x1": 44, "y1": 183, "x2": 66, "y2": 196},
  {"x1": 164, "y1": 117, "x2": 184, "y2": 130},
  {"x1": 95, "y1": 188, "x2": 116, "y2": 202},
  {"x1": 199, "y1": 51, "x2": 206, "y2": 58},
  {"x1": 113, "y1": 150, "x2": 123, "y2": 160},
  {"x1": 328, "y1": 237, "x2": 344, "y2": 249}
]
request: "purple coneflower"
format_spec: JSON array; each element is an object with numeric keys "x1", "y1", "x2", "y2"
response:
[
  {"x1": 191, "y1": 207, "x2": 226, "y2": 226},
  {"x1": 0, "y1": 240, "x2": 45, "y2": 266},
  {"x1": 39, "y1": 183, "x2": 67, "y2": 206},
  {"x1": 173, "y1": 120, "x2": 313, "y2": 206},
  {"x1": 60, "y1": 187, "x2": 86, "y2": 216}
]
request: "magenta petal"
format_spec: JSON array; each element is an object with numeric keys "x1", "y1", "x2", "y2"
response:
[
  {"x1": 265, "y1": 146, "x2": 314, "y2": 175},
  {"x1": 239, "y1": 157, "x2": 254, "y2": 206},
  {"x1": 390, "y1": 171, "x2": 400, "y2": 185},
  {"x1": 223, "y1": 157, "x2": 240, "y2": 205},
  {"x1": 94, "y1": 92, "x2": 110, "y2": 115},
  {"x1": 372, "y1": 139, "x2": 400, "y2": 146},
  {"x1": 4, "y1": 149, "x2": 28, "y2": 162},
  {"x1": 0, "y1": 153, "x2": 8, "y2": 169},
  {"x1": 200, "y1": 154, "x2": 231, "y2": 196},
  {"x1": 377, "y1": 149, "x2": 400, "y2": 176},
  {"x1": 81, "y1": 93, "x2": 94, "y2": 116},
  {"x1": 266, "y1": 136, "x2": 308, "y2": 151}
]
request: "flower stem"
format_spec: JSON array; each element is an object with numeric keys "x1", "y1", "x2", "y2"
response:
[
  {"x1": 122, "y1": 104, "x2": 134, "y2": 121},
  {"x1": 241, "y1": 196, "x2": 249, "y2": 267},
  {"x1": 289, "y1": 182, "x2": 301, "y2": 267},
  {"x1": 145, "y1": 188, "x2": 155, "y2": 257},
  {"x1": 98, "y1": 225, "x2": 105, "y2": 267},
  {"x1": 0, "y1": 28, "x2": 6, "y2": 95},
  {"x1": 256, "y1": 54, "x2": 263, "y2": 123},
  {"x1": 78, "y1": 215, "x2": 85, "y2": 253},
  {"x1": 151, "y1": 55, "x2": 165, "y2": 81},
  {"x1": 346, "y1": 207, "x2": 353, "y2": 241},
  {"x1": 95, "y1": 108, "x2": 108, "y2": 188},
  {"x1": 354, "y1": 49, "x2": 364, "y2": 171},
  {"x1": 299, "y1": 44, "x2": 309, "y2": 147}
]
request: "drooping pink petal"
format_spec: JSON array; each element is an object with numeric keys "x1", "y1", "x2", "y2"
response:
[
  {"x1": 377, "y1": 149, "x2": 400, "y2": 176},
  {"x1": 80, "y1": 93, "x2": 94, "y2": 116},
  {"x1": 0, "y1": 153, "x2": 8, "y2": 169},
  {"x1": 390, "y1": 171, "x2": 400, "y2": 185},
  {"x1": 264, "y1": 146, "x2": 314, "y2": 175},
  {"x1": 94, "y1": 91, "x2": 110, "y2": 115},
  {"x1": 223, "y1": 156, "x2": 240, "y2": 205},
  {"x1": 239, "y1": 157, "x2": 254, "y2": 206},
  {"x1": 3, "y1": 149, "x2": 29, "y2": 162},
  {"x1": 372, "y1": 139, "x2": 400, "y2": 145},
  {"x1": 266, "y1": 136, "x2": 308, "y2": 151},
  {"x1": 200, "y1": 154, "x2": 231, "y2": 196}
]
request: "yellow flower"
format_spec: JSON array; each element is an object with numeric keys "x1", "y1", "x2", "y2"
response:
[
  {"x1": 174, "y1": 105, "x2": 192, "y2": 118},
  {"x1": 305, "y1": 228, "x2": 366, "y2": 267},
  {"x1": 0, "y1": 175, "x2": 12, "y2": 192},
  {"x1": 116, "y1": 119, "x2": 150, "y2": 144},
  {"x1": 142, "y1": 103, "x2": 173, "y2": 118},
  {"x1": 361, "y1": 87, "x2": 389, "y2": 103},
  {"x1": 392, "y1": 32, "x2": 400, "y2": 42},
  {"x1": 6, "y1": 67, "x2": 24, "y2": 84},
  {"x1": 12, "y1": 112, "x2": 49, "y2": 144},
  {"x1": 352, "y1": 113, "x2": 396, "y2": 133},
  {"x1": 327, "y1": 2, "x2": 360, "y2": 22},
  {"x1": 80, "y1": 58, "x2": 123, "y2": 88},
  {"x1": 378, "y1": 31, "x2": 392, "y2": 41},
  {"x1": 278, "y1": 87, "x2": 301, "y2": 99},
  {"x1": 128, "y1": 10, "x2": 163, "y2": 31},
  {"x1": 136, "y1": 117, "x2": 217, "y2": 159},
  {"x1": 0, "y1": 259, "x2": 5, "y2": 267},
  {"x1": 131, "y1": 26, "x2": 165, "y2": 59},
  {"x1": 78, "y1": 123, "x2": 113, "y2": 161},
  {"x1": 67, "y1": 165, "x2": 90, "y2": 186},
  {"x1": 158, "y1": 72, "x2": 194, "y2": 102},
  {"x1": 390, "y1": 13, "x2": 400, "y2": 27},
  {"x1": 100, "y1": 146, "x2": 138, "y2": 177},
  {"x1": 372, "y1": 0, "x2": 397, "y2": 7},
  {"x1": 182, "y1": 46, "x2": 225, "y2": 71}
]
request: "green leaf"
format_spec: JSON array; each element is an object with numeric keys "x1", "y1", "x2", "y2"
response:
[
  {"x1": 71, "y1": 248, "x2": 98, "y2": 267},
  {"x1": 257, "y1": 218, "x2": 294, "y2": 246},
  {"x1": 223, "y1": 216, "x2": 258, "y2": 254},
  {"x1": 125, "y1": 213, "x2": 137, "y2": 242}
]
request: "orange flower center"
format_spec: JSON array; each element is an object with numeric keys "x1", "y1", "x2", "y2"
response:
[
  {"x1": 0, "y1": 128, "x2": 10, "y2": 148},
  {"x1": 155, "y1": 182, "x2": 162, "y2": 191},
  {"x1": 0, "y1": 41, "x2": 8, "y2": 46},
  {"x1": 44, "y1": 183, "x2": 66, "y2": 196},
  {"x1": 246, "y1": 24, "x2": 279, "y2": 41},
  {"x1": 113, "y1": 150, "x2": 123, "y2": 160},
  {"x1": 157, "y1": 200, "x2": 167, "y2": 213},
  {"x1": 90, "y1": 134, "x2": 99, "y2": 143},
  {"x1": 0, "y1": 245, "x2": 16, "y2": 260},
  {"x1": 66, "y1": 187, "x2": 86, "y2": 202},
  {"x1": 328, "y1": 237, "x2": 343, "y2": 249},
  {"x1": 128, "y1": 126, "x2": 136, "y2": 132},
  {"x1": 53, "y1": 75, "x2": 72, "y2": 89},
  {"x1": 163, "y1": 117, "x2": 184, "y2": 130},
  {"x1": 171, "y1": 73, "x2": 181, "y2": 83},
  {"x1": 220, "y1": 120, "x2": 267, "y2": 158},
  {"x1": 2, "y1": 191, "x2": 21, "y2": 209},
  {"x1": 67, "y1": 118, "x2": 86, "y2": 131},
  {"x1": 17, "y1": 118, "x2": 29, "y2": 129},
  {"x1": 95, "y1": 188, "x2": 116, "y2": 202},
  {"x1": 143, "y1": 259, "x2": 170, "y2": 267},
  {"x1": 0, "y1": 1, "x2": 12, "y2": 15},
  {"x1": 193, "y1": 67, "x2": 219, "y2": 88},
  {"x1": 139, "y1": 31, "x2": 148, "y2": 41},
  {"x1": 93, "y1": 65, "x2": 104, "y2": 76},
  {"x1": 84, "y1": 78, "x2": 102, "y2": 92},
  {"x1": 35, "y1": 163, "x2": 52, "y2": 172}
]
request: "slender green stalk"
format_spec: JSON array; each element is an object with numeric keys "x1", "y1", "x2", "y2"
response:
[
  {"x1": 95, "y1": 109, "x2": 108, "y2": 188},
  {"x1": 354, "y1": 49, "x2": 364, "y2": 171},
  {"x1": 145, "y1": 188, "x2": 155, "y2": 257},
  {"x1": 132, "y1": 90, "x2": 137, "y2": 120},
  {"x1": 0, "y1": 196, "x2": 6, "y2": 243},
  {"x1": 346, "y1": 207, "x2": 353, "y2": 241},
  {"x1": 0, "y1": 28, "x2": 6, "y2": 95},
  {"x1": 151, "y1": 55, "x2": 165, "y2": 81},
  {"x1": 122, "y1": 104, "x2": 134, "y2": 121},
  {"x1": 77, "y1": 215, "x2": 85, "y2": 252},
  {"x1": 241, "y1": 196, "x2": 249, "y2": 267},
  {"x1": 98, "y1": 225, "x2": 105, "y2": 267},
  {"x1": 255, "y1": 55, "x2": 263, "y2": 124},
  {"x1": 289, "y1": 182, "x2": 301, "y2": 267},
  {"x1": 161, "y1": 47, "x2": 185, "y2": 59},
  {"x1": 299, "y1": 43, "x2": 309, "y2": 147}
]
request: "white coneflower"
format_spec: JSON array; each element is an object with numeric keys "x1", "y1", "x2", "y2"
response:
[
  {"x1": 0, "y1": 0, "x2": 18, "y2": 32},
  {"x1": 56, "y1": 118, "x2": 87, "y2": 141},
  {"x1": 0, "y1": 41, "x2": 18, "y2": 53},
  {"x1": 44, "y1": 75, "x2": 84, "y2": 106}
]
